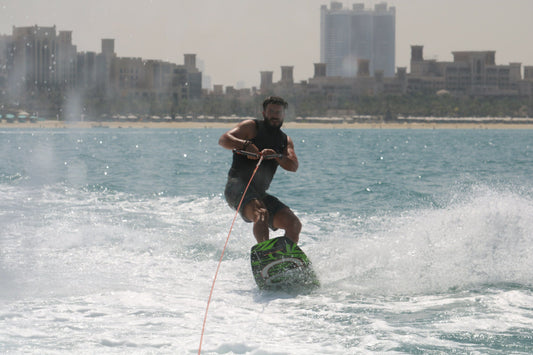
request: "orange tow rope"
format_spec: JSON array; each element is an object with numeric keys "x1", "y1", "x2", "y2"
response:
[{"x1": 198, "y1": 155, "x2": 264, "y2": 354}]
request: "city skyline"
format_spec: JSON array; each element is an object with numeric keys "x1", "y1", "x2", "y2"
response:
[{"x1": 1, "y1": 0, "x2": 533, "y2": 88}]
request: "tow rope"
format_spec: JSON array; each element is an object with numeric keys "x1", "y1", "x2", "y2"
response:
[{"x1": 198, "y1": 151, "x2": 268, "y2": 354}]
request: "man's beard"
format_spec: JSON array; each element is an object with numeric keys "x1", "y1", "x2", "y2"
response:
[{"x1": 263, "y1": 116, "x2": 283, "y2": 131}]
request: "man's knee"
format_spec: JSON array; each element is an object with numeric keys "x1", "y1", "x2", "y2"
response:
[
  {"x1": 293, "y1": 217, "x2": 302, "y2": 234},
  {"x1": 286, "y1": 216, "x2": 302, "y2": 236},
  {"x1": 274, "y1": 209, "x2": 301, "y2": 243}
]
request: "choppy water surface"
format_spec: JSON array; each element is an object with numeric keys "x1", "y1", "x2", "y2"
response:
[{"x1": 1, "y1": 128, "x2": 533, "y2": 354}]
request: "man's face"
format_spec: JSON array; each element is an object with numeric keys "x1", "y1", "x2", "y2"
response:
[{"x1": 263, "y1": 103, "x2": 285, "y2": 128}]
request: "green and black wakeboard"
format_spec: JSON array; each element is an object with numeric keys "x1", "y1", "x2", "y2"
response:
[{"x1": 250, "y1": 236, "x2": 319, "y2": 290}]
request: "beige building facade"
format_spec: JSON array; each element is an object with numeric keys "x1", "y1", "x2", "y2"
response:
[
  {"x1": 0, "y1": 25, "x2": 202, "y2": 113},
  {"x1": 258, "y1": 45, "x2": 533, "y2": 101}
]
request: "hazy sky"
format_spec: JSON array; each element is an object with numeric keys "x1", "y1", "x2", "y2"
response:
[{"x1": 1, "y1": 0, "x2": 533, "y2": 88}]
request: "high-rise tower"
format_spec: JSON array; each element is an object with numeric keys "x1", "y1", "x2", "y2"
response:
[{"x1": 320, "y1": 2, "x2": 395, "y2": 77}]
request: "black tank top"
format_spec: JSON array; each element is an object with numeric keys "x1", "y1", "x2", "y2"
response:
[{"x1": 229, "y1": 119, "x2": 288, "y2": 192}]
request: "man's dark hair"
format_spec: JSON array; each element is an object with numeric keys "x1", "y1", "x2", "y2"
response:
[{"x1": 262, "y1": 96, "x2": 288, "y2": 111}]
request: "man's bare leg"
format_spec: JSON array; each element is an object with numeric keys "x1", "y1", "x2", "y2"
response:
[
  {"x1": 272, "y1": 207, "x2": 301, "y2": 244},
  {"x1": 242, "y1": 199, "x2": 270, "y2": 243}
]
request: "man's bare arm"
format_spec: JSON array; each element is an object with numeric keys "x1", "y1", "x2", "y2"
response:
[
  {"x1": 277, "y1": 136, "x2": 298, "y2": 172},
  {"x1": 218, "y1": 120, "x2": 257, "y2": 151}
]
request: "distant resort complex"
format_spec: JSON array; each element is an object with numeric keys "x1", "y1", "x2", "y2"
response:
[{"x1": 1, "y1": 2, "x2": 532, "y2": 124}]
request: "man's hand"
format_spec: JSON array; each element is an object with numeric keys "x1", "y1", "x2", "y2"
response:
[
  {"x1": 245, "y1": 143, "x2": 260, "y2": 159},
  {"x1": 251, "y1": 206, "x2": 268, "y2": 223},
  {"x1": 261, "y1": 148, "x2": 278, "y2": 159}
]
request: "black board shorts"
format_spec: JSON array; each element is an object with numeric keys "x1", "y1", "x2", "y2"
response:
[{"x1": 224, "y1": 176, "x2": 288, "y2": 230}]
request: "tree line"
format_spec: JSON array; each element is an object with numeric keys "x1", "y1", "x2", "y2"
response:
[{"x1": 4, "y1": 89, "x2": 533, "y2": 120}]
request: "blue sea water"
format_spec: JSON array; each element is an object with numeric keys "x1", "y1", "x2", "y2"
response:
[{"x1": 1, "y1": 127, "x2": 533, "y2": 354}]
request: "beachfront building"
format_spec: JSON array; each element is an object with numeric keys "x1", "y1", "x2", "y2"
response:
[
  {"x1": 520, "y1": 66, "x2": 533, "y2": 99},
  {"x1": 0, "y1": 25, "x2": 203, "y2": 117},
  {"x1": 408, "y1": 45, "x2": 529, "y2": 96},
  {"x1": 0, "y1": 34, "x2": 9, "y2": 95},
  {"x1": 257, "y1": 42, "x2": 533, "y2": 110},
  {"x1": 76, "y1": 51, "x2": 97, "y2": 91},
  {"x1": 320, "y1": 2, "x2": 396, "y2": 78},
  {"x1": 112, "y1": 55, "x2": 201, "y2": 103},
  {"x1": 4, "y1": 25, "x2": 77, "y2": 95},
  {"x1": 260, "y1": 60, "x2": 407, "y2": 102},
  {"x1": 305, "y1": 60, "x2": 406, "y2": 106}
]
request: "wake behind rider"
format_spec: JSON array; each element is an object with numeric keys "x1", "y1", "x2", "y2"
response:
[{"x1": 218, "y1": 96, "x2": 301, "y2": 244}]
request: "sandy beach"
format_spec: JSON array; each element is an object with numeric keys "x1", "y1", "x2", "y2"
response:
[{"x1": 1, "y1": 120, "x2": 533, "y2": 130}]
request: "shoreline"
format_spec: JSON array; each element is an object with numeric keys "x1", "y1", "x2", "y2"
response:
[{"x1": 1, "y1": 120, "x2": 533, "y2": 130}]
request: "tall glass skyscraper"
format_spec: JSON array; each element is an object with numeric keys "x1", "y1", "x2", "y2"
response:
[{"x1": 320, "y1": 2, "x2": 396, "y2": 77}]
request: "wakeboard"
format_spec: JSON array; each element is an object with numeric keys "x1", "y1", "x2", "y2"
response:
[{"x1": 250, "y1": 236, "x2": 319, "y2": 290}]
